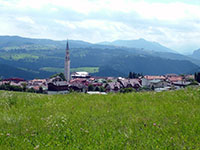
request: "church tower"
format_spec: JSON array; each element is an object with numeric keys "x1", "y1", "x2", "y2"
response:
[{"x1": 64, "y1": 40, "x2": 70, "y2": 82}]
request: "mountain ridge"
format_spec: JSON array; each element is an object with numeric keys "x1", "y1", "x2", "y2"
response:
[
  {"x1": 98, "y1": 38, "x2": 177, "y2": 53},
  {"x1": 0, "y1": 35, "x2": 199, "y2": 79},
  {"x1": 192, "y1": 48, "x2": 200, "y2": 59}
]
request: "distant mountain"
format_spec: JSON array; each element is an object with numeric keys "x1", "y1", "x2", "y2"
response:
[
  {"x1": 0, "y1": 64, "x2": 36, "y2": 79},
  {"x1": 0, "y1": 62, "x2": 54, "y2": 80},
  {"x1": 94, "y1": 55, "x2": 199, "y2": 77},
  {"x1": 192, "y1": 48, "x2": 200, "y2": 59},
  {"x1": 0, "y1": 35, "x2": 199, "y2": 79},
  {"x1": 0, "y1": 36, "x2": 115, "y2": 50},
  {"x1": 99, "y1": 39, "x2": 177, "y2": 53}
]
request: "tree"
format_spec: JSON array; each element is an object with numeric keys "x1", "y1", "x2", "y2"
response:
[
  {"x1": 195, "y1": 72, "x2": 197, "y2": 81},
  {"x1": 100, "y1": 86, "x2": 106, "y2": 92},
  {"x1": 128, "y1": 72, "x2": 143, "y2": 79},
  {"x1": 38, "y1": 87, "x2": 43, "y2": 93},
  {"x1": 27, "y1": 88, "x2": 36, "y2": 93},
  {"x1": 21, "y1": 83, "x2": 27, "y2": 92},
  {"x1": 120, "y1": 88, "x2": 135, "y2": 93},
  {"x1": 128, "y1": 72, "x2": 133, "y2": 79},
  {"x1": 132, "y1": 72, "x2": 137, "y2": 78},
  {"x1": 151, "y1": 85, "x2": 155, "y2": 91},
  {"x1": 195, "y1": 72, "x2": 200, "y2": 83},
  {"x1": 95, "y1": 86, "x2": 100, "y2": 91},
  {"x1": 88, "y1": 84, "x2": 94, "y2": 91},
  {"x1": 50, "y1": 73, "x2": 66, "y2": 81}
]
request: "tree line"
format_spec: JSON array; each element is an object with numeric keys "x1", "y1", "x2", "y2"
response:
[
  {"x1": 195, "y1": 72, "x2": 200, "y2": 83},
  {"x1": 128, "y1": 72, "x2": 143, "y2": 79}
]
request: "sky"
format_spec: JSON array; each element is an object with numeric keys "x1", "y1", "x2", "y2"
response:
[{"x1": 0, "y1": 0, "x2": 200, "y2": 54}]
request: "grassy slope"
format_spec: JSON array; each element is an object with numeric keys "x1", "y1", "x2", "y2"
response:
[
  {"x1": 0, "y1": 88, "x2": 200, "y2": 149},
  {"x1": 40, "y1": 67, "x2": 99, "y2": 73}
]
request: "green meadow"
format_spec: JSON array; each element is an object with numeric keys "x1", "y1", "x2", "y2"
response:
[
  {"x1": 0, "y1": 88, "x2": 200, "y2": 149},
  {"x1": 40, "y1": 67, "x2": 99, "y2": 73}
]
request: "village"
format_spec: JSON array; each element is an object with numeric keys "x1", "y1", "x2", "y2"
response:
[
  {"x1": 0, "y1": 72, "x2": 199, "y2": 94},
  {"x1": 0, "y1": 41, "x2": 199, "y2": 94}
]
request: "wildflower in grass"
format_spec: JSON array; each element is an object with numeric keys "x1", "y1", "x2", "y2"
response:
[
  {"x1": 153, "y1": 123, "x2": 156, "y2": 126},
  {"x1": 7, "y1": 133, "x2": 10, "y2": 136},
  {"x1": 34, "y1": 145, "x2": 39, "y2": 149}
]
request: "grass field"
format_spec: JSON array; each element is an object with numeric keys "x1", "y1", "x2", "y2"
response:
[
  {"x1": 0, "y1": 88, "x2": 200, "y2": 149},
  {"x1": 0, "y1": 53, "x2": 39, "y2": 61},
  {"x1": 40, "y1": 67, "x2": 99, "y2": 73}
]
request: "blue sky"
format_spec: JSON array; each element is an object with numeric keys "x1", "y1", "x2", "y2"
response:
[{"x1": 0, "y1": 0, "x2": 200, "y2": 54}]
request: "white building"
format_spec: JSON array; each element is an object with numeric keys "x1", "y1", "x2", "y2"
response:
[{"x1": 71, "y1": 72, "x2": 90, "y2": 78}]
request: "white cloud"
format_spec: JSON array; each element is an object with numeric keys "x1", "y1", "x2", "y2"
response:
[
  {"x1": 0, "y1": 0, "x2": 200, "y2": 53},
  {"x1": 16, "y1": 16, "x2": 35, "y2": 24}
]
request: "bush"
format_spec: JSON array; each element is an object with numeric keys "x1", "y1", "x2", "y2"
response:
[
  {"x1": 27, "y1": 88, "x2": 36, "y2": 93},
  {"x1": 120, "y1": 88, "x2": 135, "y2": 93},
  {"x1": 88, "y1": 84, "x2": 94, "y2": 91},
  {"x1": 189, "y1": 80, "x2": 199, "y2": 86},
  {"x1": 0, "y1": 84, "x2": 23, "y2": 91}
]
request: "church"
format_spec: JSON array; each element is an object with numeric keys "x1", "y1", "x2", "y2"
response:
[{"x1": 64, "y1": 40, "x2": 70, "y2": 82}]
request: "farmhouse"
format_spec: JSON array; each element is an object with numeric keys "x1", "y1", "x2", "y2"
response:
[
  {"x1": 2, "y1": 78, "x2": 27, "y2": 87},
  {"x1": 105, "y1": 82, "x2": 121, "y2": 92},
  {"x1": 118, "y1": 79, "x2": 141, "y2": 90},
  {"x1": 47, "y1": 76, "x2": 68, "y2": 92}
]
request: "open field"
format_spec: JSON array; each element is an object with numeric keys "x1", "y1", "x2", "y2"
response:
[
  {"x1": 0, "y1": 53, "x2": 39, "y2": 61},
  {"x1": 0, "y1": 88, "x2": 200, "y2": 149},
  {"x1": 40, "y1": 67, "x2": 99, "y2": 73}
]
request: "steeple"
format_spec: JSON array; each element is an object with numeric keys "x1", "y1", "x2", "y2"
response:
[
  {"x1": 66, "y1": 40, "x2": 69, "y2": 51},
  {"x1": 64, "y1": 40, "x2": 70, "y2": 82}
]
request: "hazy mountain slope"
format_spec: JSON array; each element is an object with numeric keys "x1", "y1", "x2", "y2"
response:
[
  {"x1": 191, "y1": 48, "x2": 200, "y2": 59},
  {"x1": 0, "y1": 36, "x2": 117, "y2": 50},
  {"x1": 0, "y1": 64, "x2": 37, "y2": 79},
  {"x1": 147, "y1": 51, "x2": 200, "y2": 66},
  {"x1": 0, "y1": 36, "x2": 95, "y2": 50},
  {"x1": 0, "y1": 36, "x2": 199, "y2": 79},
  {"x1": 94, "y1": 55, "x2": 199, "y2": 77},
  {"x1": 99, "y1": 38, "x2": 176, "y2": 53}
]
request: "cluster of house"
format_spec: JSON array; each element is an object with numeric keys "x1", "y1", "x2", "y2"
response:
[{"x1": 0, "y1": 72, "x2": 198, "y2": 94}]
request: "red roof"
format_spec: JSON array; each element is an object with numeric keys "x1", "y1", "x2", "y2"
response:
[
  {"x1": 144, "y1": 76, "x2": 165, "y2": 80},
  {"x1": 3, "y1": 78, "x2": 26, "y2": 82},
  {"x1": 168, "y1": 76, "x2": 183, "y2": 82}
]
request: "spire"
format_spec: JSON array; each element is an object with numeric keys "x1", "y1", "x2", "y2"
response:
[
  {"x1": 65, "y1": 39, "x2": 70, "y2": 82},
  {"x1": 66, "y1": 39, "x2": 69, "y2": 50}
]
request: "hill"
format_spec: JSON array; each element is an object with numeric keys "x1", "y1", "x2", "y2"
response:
[
  {"x1": 95, "y1": 55, "x2": 199, "y2": 76},
  {"x1": 0, "y1": 64, "x2": 36, "y2": 79},
  {"x1": 0, "y1": 88, "x2": 200, "y2": 149},
  {"x1": 0, "y1": 36, "x2": 199, "y2": 79},
  {"x1": 0, "y1": 63, "x2": 53, "y2": 80},
  {"x1": 99, "y1": 38, "x2": 177, "y2": 53},
  {"x1": 0, "y1": 36, "x2": 112, "y2": 50},
  {"x1": 192, "y1": 48, "x2": 200, "y2": 59}
]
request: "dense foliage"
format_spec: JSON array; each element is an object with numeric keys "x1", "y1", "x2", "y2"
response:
[
  {"x1": 0, "y1": 36, "x2": 200, "y2": 79},
  {"x1": 0, "y1": 88, "x2": 200, "y2": 149},
  {"x1": 195, "y1": 72, "x2": 200, "y2": 83}
]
